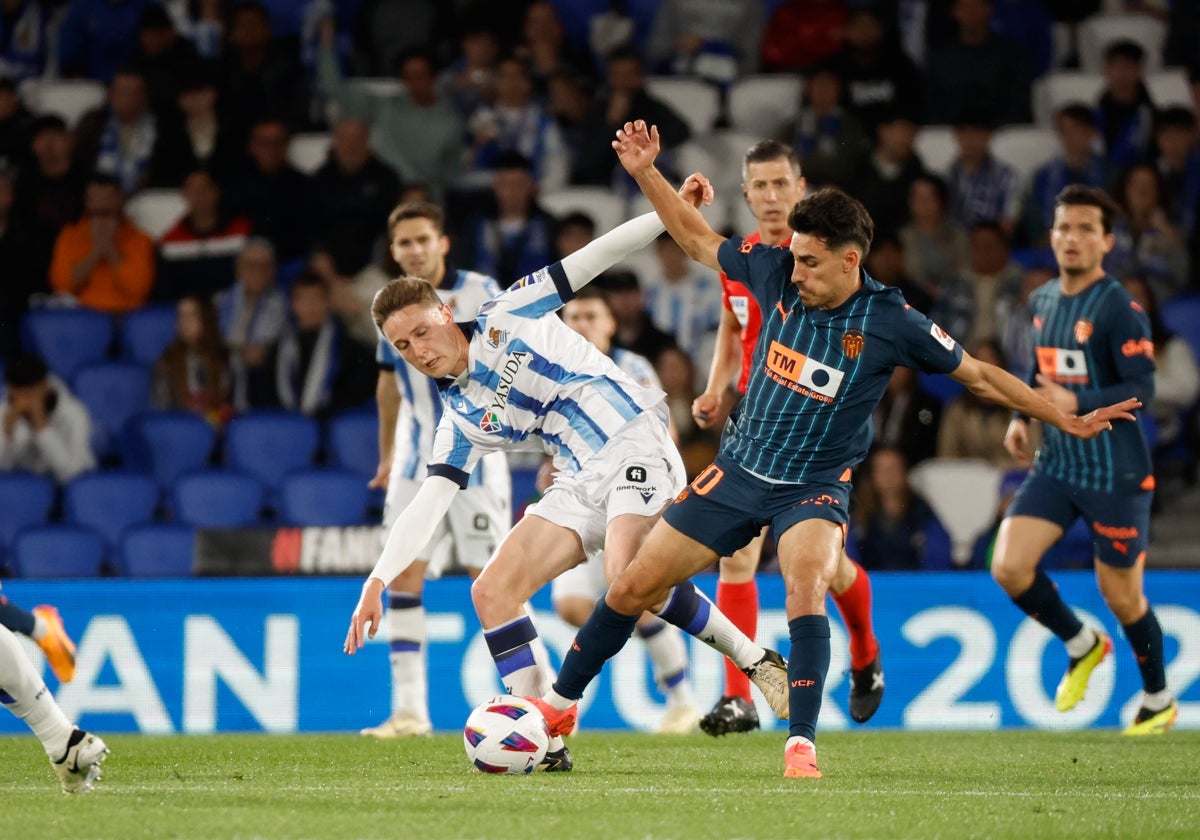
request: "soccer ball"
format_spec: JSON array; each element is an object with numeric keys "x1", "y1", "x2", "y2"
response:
[{"x1": 463, "y1": 695, "x2": 550, "y2": 774}]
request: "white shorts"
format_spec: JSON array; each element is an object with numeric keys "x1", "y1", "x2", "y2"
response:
[
  {"x1": 551, "y1": 550, "x2": 609, "y2": 603},
  {"x1": 383, "y1": 480, "x2": 508, "y2": 577},
  {"x1": 524, "y1": 412, "x2": 685, "y2": 565}
]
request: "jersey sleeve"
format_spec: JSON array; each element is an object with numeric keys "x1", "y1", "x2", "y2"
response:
[
  {"x1": 426, "y1": 415, "x2": 485, "y2": 488},
  {"x1": 889, "y1": 303, "x2": 965, "y2": 374},
  {"x1": 716, "y1": 237, "x2": 790, "y2": 307},
  {"x1": 1076, "y1": 296, "x2": 1156, "y2": 413},
  {"x1": 480, "y1": 263, "x2": 574, "y2": 321}
]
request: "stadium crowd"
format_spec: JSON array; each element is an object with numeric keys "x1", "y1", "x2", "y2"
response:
[{"x1": 3, "y1": 0, "x2": 1200, "y2": 576}]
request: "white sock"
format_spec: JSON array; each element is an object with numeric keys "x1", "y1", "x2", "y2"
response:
[
  {"x1": 1142, "y1": 688, "x2": 1174, "y2": 712},
  {"x1": 0, "y1": 625, "x2": 73, "y2": 757},
  {"x1": 785, "y1": 735, "x2": 815, "y2": 754},
  {"x1": 484, "y1": 613, "x2": 564, "y2": 754},
  {"x1": 386, "y1": 592, "x2": 428, "y2": 721},
  {"x1": 31, "y1": 613, "x2": 48, "y2": 641},
  {"x1": 657, "y1": 584, "x2": 766, "y2": 669},
  {"x1": 1065, "y1": 626, "x2": 1098, "y2": 659},
  {"x1": 638, "y1": 619, "x2": 696, "y2": 708}
]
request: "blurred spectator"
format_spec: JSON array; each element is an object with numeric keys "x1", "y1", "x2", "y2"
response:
[
  {"x1": 546, "y1": 69, "x2": 591, "y2": 158},
  {"x1": 0, "y1": 354, "x2": 95, "y2": 483},
  {"x1": 552, "y1": 210, "x2": 595, "y2": 259},
  {"x1": 851, "y1": 445, "x2": 947, "y2": 571},
  {"x1": 597, "y1": 269, "x2": 678, "y2": 364},
  {"x1": 151, "y1": 65, "x2": 240, "y2": 185},
  {"x1": 129, "y1": 4, "x2": 204, "y2": 120},
  {"x1": 218, "y1": 1, "x2": 311, "y2": 142},
  {"x1": 224, "y1": 116, "x2": 314, "y2": 264},
  {"x1": 0, "y1": 0, "x2": 51, "y2": 81},
  {"x1": 864, "y1": 234, "x2": 933, "y2": 313},
  {"x1": 465, "y1": 151, "x2": 554, "y2": 287},
  {"x1": 648, "y1": 0, "x2": 764, "y2": 84},
  {"x1": 174, "y1": 0, "x2": 227, "y2": 60},
  {"x1": 310, "y1": 116, "x2": 401, "y2": 278},
  {"x1": 936, "y1": 338, "x2": 1022, "y2": 466},
  {"x1": 823, "y1": 6, "x2": 923, "y2": 133},
  {"x1": 437, "y1": 23, "x2": 501, "y2": 120},
  {"x1": 641, "y1": 232, "x2": 722, "y2": 364},
  {"x1": 871, "y1": 366, "x2": 941, "y2": 465},
  {"x1": 1165, "y1": 0, "x2": 1200, "y2": 73},
  {"x1": 1106, "y1": 162, "x2": 1190, "y2": 302},
  {"x1": 318, "y1": 19, "x2": 462, "y2": 198},
  {"x1": 312, "y1": 240, "x2": 394, "y2": 351},
  {"x1": 1017, "y1": 103, "x2": 1109, "y2": 248},
  {"x1": 1096, "y1": 39, "x2": 1156, "y2": 170},
  {"x1": 0, "y1": 76, "x2": 31, "y2": 168},
  {"x1": 0, "y1": 167, "x2": 38, "y2": 355},
  {"x1": 655, "y1": 344, "x2": 719, "y2": 477},
  {"x1": 1000, "y1": 265, "x2": 1055, "y2": 382},
  {"x1": 571, "y1": 45, "x2": 689, "y2": 188},
  {"x1": 58, "y1": 0, "x2": 157, "y2": 83},
  {"x1": 924, "y1": 0, "x2": 1032, "y2": 125},
  {"x1": 13, "y1": 116, "x2": 84, "y2": 272},
  {"x1": 48, "y1": 173, "x2": 155, "y2": 313},
  {"x1": 1121, "y1": 275, "x2": 1200, "y2": 451},
  {"x1": 152, "y1": 294, "x2": 234, "y2": 426},
  {"x1": 761, "y1": 0, "x2": 847, "y2": 74},
  {"x1": 515, "y1": 1, "x2": 593, "y2": 98},
  {"x1": 351, "y1": 0, "x2": 449, "y2": 78},
  {"x1": 467, "y1": 55, "x2": 569, "y2": 191},
  {"x1": 74, "y1": 66, "x2": 170, "y2": 195},
  {"x1": 156, "y1": 168, "x2": 252, "y2": 302},
  {"x1": 848, "y1": 109, "x2": 927, "y2": 239},
  {"x1": 990, "y1": 0, "x2": 1054, "y2": 79},
  {"x1": 214, "y1": 237, "x2": 288, "y2": 410},
  {"x1": 946, "y1": 113, "x2": 1020, "y2": 236},
  {"x1": 1151, "y1": 107, "x2": 1200, "y2": 263},
  {"x1": 250, "y1": 271, "x2": 374, "y2": 417},
  {"x1": 787, "y1": 66, "x2": 869, "y2": 188},
  {"x1": 929, "y1": 221, "x2": 1023, "y2": 345},
  {"x1": 899, "y1": 173, "x2": 969, "y2": 296}
]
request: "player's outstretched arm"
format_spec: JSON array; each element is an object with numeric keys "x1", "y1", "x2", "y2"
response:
[
  {"x1": 613, "y1": 120, "x2": 726, "y2": 272},
  {"x1": 693, "y1": 307, "x2": 742, "y2": 429},
  {"x1": 344, "y1": 474, "x2": 460, "y2": 654},
  {"x1": 950, "y1": 352, "x2": 1140, "y2": 440}
]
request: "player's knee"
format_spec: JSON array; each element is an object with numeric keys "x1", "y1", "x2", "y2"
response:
[
  {"x1": 470, "y1": 573, "x2": 509, "y2": 621},
  {"x1": 1099, "y1": 586, "x2": 1145, "y2": 623},
  {"x1": 605, "y1": 576, "x2": 651, "y2": 615},
  {"x1": 554, "y1": 597, "x2": 592, "y2": 628}
]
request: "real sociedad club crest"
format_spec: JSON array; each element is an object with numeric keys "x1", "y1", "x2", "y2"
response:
[
  {"x1": 480, "y1": 411, "x2": 503, "y2": 433},
  {"x1": 487, "y1": 327, "x2": 508, "y2": 348}
]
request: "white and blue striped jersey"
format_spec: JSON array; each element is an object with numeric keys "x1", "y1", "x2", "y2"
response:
[
  {"x1": 427, "y1": 262, "x2": 668, "y2": 485},
  {"x1": 611, "y1": 347, "x2": 669, "y2": 427},
  {"x1": 377, "y1": 267, "x2": 504, "y2": 488}
]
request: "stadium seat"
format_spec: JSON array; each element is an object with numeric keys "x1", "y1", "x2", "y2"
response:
[
  {"x1": 172, "y1": 469, "x2": 265, "y2": 528},
  {"x1": 20, "y1": 308, "x2": 114, "y2": 380},
  {"x1": 120, "y1": 523, "x2": 195, "y2": 577},
  {"x1": 224, "y1": 411, "x2": 321, "y2": 494},
  {"x1": 126, "y1": 410, "x2": 217, "y2": 490},
  {"x1": 125, "y1": 189, "x2": 187, "y2": 240},
  {"x1": 0, "y1": 472, "x2": 56, "y2": 561},
  {"x1": 277, "y1": 467, "x2": 372, "y2": 527},
  {"x1": 645, "y1": 76, "x2": 722, "y2": 135},
  {"x1": 917, "y1": 371, "x2": 966, "y2": 405},
  {"x1": 727, "y1": 75, "x2": 803, "y2": 138},
  {"x1": 18, "y1": 78, "x2": 106, "y2": 127},
  {"x1": 1146, "y1": 70, "x2": 1193, "y2": 110},
  {"x1": 539, "y1": 187, "x2": 627, "y2": 237},
  {"x1": 288, "y1": 132, "x2": 332, "y2": 175},
  {"x1": 914, "y1": 125, "x2": 956, "y2": 177},
  {"x1": 1032, "y1": 72, "x2": 1105, "y2": 126},
  {"x1": 71, "y1": 361, "x2": 152, "y2": 458},
  {"x1": 119, "y1": 305, "x2": 179, "y2": 365},
  {"x1": 63, "y1": 471, "x2": 158, "y2": 548},
  {"x1": 908, "y1": 458, "x2": 1003, "y2": 567},
  {"x1": 1161, "y1": 294, "x2": 1200, "y2": 362},
  {"x1": 1077, "y1": 13, "x2": 1166, "y2": 74},
  {"x1": 991, "y1": 126, "x2": 1062, "y2": 188},
  {"x1": 325, "y1": 409, "x2": 379, "y2": 480},
  {"x1": 12, "y1": 524, "x2": 107, "y2": 578}
]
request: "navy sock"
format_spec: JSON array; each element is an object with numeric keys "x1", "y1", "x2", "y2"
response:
[
  {"x1": 552, "y1": 599, "x2": 639, "y2": 701},
  {"x1": 1123, "y1": 608, "x2": 1167, "y2": 694},
  {"x1": 0, "y1": 600, "x2": 36, "y2": 637},
  {"x1": 787, "y1": 615, "x2": 831, "y2": 742},
  {"x1": 1011, "y1": 570, "x2": 1084, "y2": 642}
]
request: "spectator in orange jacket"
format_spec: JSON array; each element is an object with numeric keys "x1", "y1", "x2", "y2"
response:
[{"x1": 48, "y1": 173, "x2": 155, "y2": 313}]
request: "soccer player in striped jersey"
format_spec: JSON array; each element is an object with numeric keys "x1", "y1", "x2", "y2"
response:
[
  {"x1": 345, "y1": 197, "x2": 792, "y2": 771},
  {"x1": 692, "y1": 139, "x2": 883, "y2": 735},
  {"x1": 532, "y1": 121, "x2": 1137, "y2": 779},
  {"x1": 360, "y1": 202, "x2": 512, "y2": 740},
  {"x1": 992, "y1": 185, "x2": 1177, "y2": 736}
]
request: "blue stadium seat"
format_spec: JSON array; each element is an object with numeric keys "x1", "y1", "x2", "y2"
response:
[
  {"x1": 20, "y1": 308, "x2": 114, "y2": 379},
  {"x1": 120, "y1": 523, "x2": 195, "y2": 577},
  {"x1": 0, "y1": 472, "x2": 57, "y2": 563},
  {"x1": 12, "y1": 524, "x2": 106, "y2": 578},
  {"x1": 325, "y1": 409, "x2": 379, "y2": 479},
  {"x1": 63, "y1": 471, "x2": 158, "y2": 547},
  {"x1": 173, "y1": 469, "x2": 264, "y2": 528},
  {"x1": 917, "y1": 370, "x2": 967, "y2": 404},
  {"x1": 72, "y1": 361, "x2": 152, "y2": 458},
  {"x1": 224, "y1": 411, "x2": 320, "y2": 494},
  {"x1": 125, "y1": 411, "x2": 216, "y2": 490},
  {"x1": 1161, "y1": 294, "x2": 1200, "y2": 363},
  {"x1": 278, "y1": 467, "x2": 371, "y2": 527},
  {"x1": 119, "y1": 305, "x2": 179, "y2": 366}
]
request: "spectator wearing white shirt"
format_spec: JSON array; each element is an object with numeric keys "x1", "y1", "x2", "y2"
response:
[
  {"x1": 641, "y1": 232, "x2": 722, "y2": 365},
  {"x1": 0, "y1": 355, "x2": 95, "y2": 483}
]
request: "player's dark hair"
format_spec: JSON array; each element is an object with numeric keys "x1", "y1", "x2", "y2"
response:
[
  {"x1": 372, "y1": 277, "x2": 443, "y2": 330},
  {"x1": 1056, "y1": 102, "x2": 1096, "y2": 127},
  {"x1": 387, "y1": 201, "x2": 445, "y2": 238},
  {"x1": 1054, "y1": 184, "x2": 1121, "y2": 234},
  {"x1": 788, "y1": 187, "x2": 874, "y2": 255},
  {"x1": 741, "y1": 139, "x2": 801, "y2": 182}
]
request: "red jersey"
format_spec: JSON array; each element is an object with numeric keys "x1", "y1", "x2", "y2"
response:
[{"x1": 718, "y1": 230, "x2": 789, "y2": 393}]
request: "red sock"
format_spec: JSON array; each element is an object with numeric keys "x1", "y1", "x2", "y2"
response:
[
  {"x1": 717, "y1": 578, "x2": 758, "y2": 701},
  {"x1": 830, "y1": 561, "x2": 879, "y2": 670}
]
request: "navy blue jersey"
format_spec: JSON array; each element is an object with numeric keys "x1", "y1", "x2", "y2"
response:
[
  {"x1": 716, "y1": 237, "x2": 964, "y2": 483},
  {"x1": 1026, "y1": 274, "x2": 1155, "y2": 492}
]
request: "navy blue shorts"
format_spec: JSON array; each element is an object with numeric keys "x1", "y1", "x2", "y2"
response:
[
  {"x1": 663, "y1": 454, "x2": 851, "y2": 557},
  {"x1": 1006, "y1": 470, "x2": 1152, "y2": 568}
]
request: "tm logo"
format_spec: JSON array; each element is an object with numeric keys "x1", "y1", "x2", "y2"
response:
[{"x1": 479, "y1": 411, "x2": 503, "y2": 433}]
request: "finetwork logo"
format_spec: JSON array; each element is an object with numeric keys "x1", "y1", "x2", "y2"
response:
[{"x1": 480, "y1": 411, "x2": 503, "y2": 433}]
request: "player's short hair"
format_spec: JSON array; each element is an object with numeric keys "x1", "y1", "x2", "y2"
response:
[
  {"x1": 787, "y1": 187, "x2": 874, "y2": 255},
  {"x1": 1054, "y1": 184, "x2": 1121, "y2": 234},
  {"x1": 372, "y1": 276, "x2": 443, "y2": 330},
  {"x1": 387, "y1": 201, "x2": 445, "y2": 238},
  {"x1": 741, "y1": 139, "x2": 801, "y2": 182}
]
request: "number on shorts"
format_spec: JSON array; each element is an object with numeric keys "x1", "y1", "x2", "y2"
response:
[{"x1": 691, "y1": 464, "x2": 725, "y2": 496}]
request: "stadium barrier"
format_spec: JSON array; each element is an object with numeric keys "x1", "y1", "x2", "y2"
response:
[{"x1": 1, "y1": 572, "x2": 1195, "y2": 734}]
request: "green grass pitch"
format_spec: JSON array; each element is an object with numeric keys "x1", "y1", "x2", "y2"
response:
[{"x1": 3, "y1": 730, "x2": 1197, "y2": 839}]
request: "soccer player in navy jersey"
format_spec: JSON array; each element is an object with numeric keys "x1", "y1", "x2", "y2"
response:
[
  {"x1": 531, "y1": 121, "x2": 1139, "y2": 779},
  {"x1": 992, "y1": 184, "x2": 1177, "y2": 736}
]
